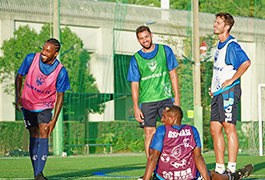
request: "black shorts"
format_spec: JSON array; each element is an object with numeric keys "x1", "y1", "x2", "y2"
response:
[
  {"x1": 22, "y1": 108, "x2": 53, "y2": 128},
  {"x1": 139, "y1": 98, "x2": 174, "y2": 128},
  {"x1": 211, "y1": 84, "x2": 241, "y2": 125}
]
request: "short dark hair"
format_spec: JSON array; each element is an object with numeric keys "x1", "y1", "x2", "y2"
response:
[
  {"x1": 45, "y1": 38, "x2": 60, "y2": 52},
  {"x1": 136, "y1": 26, "x2": 152, "y2": 38},
  {"x1": 164, "y1": 106, "x2": 183, "y2": 120},
  {"x1": 215, "y1": 12, "x2": 235, "y2": 32}
]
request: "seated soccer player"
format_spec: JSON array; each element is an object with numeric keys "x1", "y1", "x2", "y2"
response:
[{"x1": 142, "y1": 106, "x2": 254, "y2": 180}]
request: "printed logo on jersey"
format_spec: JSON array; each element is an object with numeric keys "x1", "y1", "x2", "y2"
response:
[
  {"x1": 214, "y1": 50, "x2": 219, "y2": 63},
  {"x1": 161, "y1": 153, "x2": 170, "y2": 163},
  {"x1": 168, "y1": 129, "x2": 191, "y2": 138},
  {"x1": 36, "y1": 74, "x2": 45, "y2": 86},
  {"x1": 162, "y1": 81, "x2": 172, "y2": 97},
  {"x1": 147, "y1": 59, "x2": 157, "y2": 72},
  {"x1": 162, "y1": 171, "x2": 173, "y2": 180}
]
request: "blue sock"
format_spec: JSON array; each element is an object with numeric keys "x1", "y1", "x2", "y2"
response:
[
  {"x1": 37, "y1": 138, "x2": 49, "y2": 175},
  {"x1": 29, "y1": 137, "x2": 39, "y2": 176}
]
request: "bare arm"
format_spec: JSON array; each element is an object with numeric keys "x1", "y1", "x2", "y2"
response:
[
  {"x1": 193, "y1": 147, "x2": 211, "y2": 180},
  {"x1": 46, "y1": 92, "x2": 64, "y2": 137},
  {"x1": 15, "y1": 74, "x2": 23, "y2": 112},
  {"x1": 169, "y1": 68, "x2": 180, "y2": 106},
  {"x1": 131, "y1": 81, "x2": 144, "y2": 123},
  {"x1": 143, "y1": 149, "x2": 161, "y2": 180},
  {"x1": 222, "y1": 60, "x2": 251, "y2": 89}
]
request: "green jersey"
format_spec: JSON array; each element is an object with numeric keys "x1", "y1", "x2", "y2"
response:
[{"x1": 134, "y1": 44, "x2": 174, "y2": 103}]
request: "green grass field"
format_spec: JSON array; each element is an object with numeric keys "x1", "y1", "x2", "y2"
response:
[{"x1": 0, "y1": 152, "x2": 265, "y2": 180}]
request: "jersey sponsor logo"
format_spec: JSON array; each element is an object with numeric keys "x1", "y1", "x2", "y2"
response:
[
  {"x1": 162, "y1": 171, "x2": 173, "y2": 180},
  {"x1": 213, "y1": 66, "x2": 224, "y2": 71},
  {"x1": 168, "y1": 129, "x2": 191, "y2": 138},
  {"x1": 36, "y1": 74, "x2": 45, "y2": 86},
  {"x1": 147, "y1": 59, "x2": 157, "y2": 72},
  {"x1": 141, "y1": 71, "x2": 167, "y2": 81}
]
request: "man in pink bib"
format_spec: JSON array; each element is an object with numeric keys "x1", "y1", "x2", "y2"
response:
[{"x1": 15, "y1": 38, "x2": 70, "y2": 180}]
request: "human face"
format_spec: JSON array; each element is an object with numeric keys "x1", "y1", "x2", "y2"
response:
[
  {"x1": 161, "y1": 110, "x2": 175, "y2": 126},
  {"x1": 137, "y1": 30, "x2": 153, "y2": 50},
  {"x1": 41, "y1": 42, "x2": 59, "y2": 64},
  {"x1": 213, "y1": 16, "x2": 228, "y2": 35}
]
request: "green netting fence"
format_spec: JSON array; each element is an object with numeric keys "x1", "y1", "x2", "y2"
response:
[{"x1": 1, "y1": 0, "x2": 265, "y2": 156}]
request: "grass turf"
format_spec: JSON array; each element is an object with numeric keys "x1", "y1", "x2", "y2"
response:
[{"x1": 0, "y1": 152, "x2": 265, "y2": 179}]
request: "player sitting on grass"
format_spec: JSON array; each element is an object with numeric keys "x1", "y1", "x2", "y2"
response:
[{"x1": 142, "y1": 106, "x2": 254, "y2": 180}]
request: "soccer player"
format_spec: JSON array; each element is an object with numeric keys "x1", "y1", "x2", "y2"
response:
[
  {"x1": 15, "y1": 38, "x2": 70, "y2": 180},
  {"x1": 127, "y1": 25, "x2": 180, "y2": 160},
  {"x1": 143, "y1": 106, "x2": 254, "y2": 180},
  {"x1": 210, "y1": 12, "x2": 251, "y2": 174}
]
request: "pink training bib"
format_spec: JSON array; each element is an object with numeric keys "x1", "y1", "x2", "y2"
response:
[{"x1": 22, "y1": 53, "x2": 63, "y2": 111}]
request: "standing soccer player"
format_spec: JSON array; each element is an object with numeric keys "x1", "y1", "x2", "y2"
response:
[
  {"x1": 15, "y1": 38, "x2": 70, "y2": 180},
  {"x1": 127, "y1": 26, "x2": 180, "y2": 179},
  {"x1": 210, "y1": 12, "x2": 251, "y2": 174}
]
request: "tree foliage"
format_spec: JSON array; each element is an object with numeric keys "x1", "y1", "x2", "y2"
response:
[{"x1": 102, "y1": 0, "x2": 265, "y2": 19}]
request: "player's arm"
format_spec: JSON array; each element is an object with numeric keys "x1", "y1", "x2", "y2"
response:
[
  {"x1": 143, "y1": 148, "x2": 161, "y2": 180},
  {"x1": 193, "y1": 147, "x2": 211, "y2": 180},
  {"x1": 46, "y1": 91, "x2": 64, "y2": 137},
  {"x1": 221, "y1": 60, "x2": 251, "y2": 89},
  {"x1": 131, "y1": 81, "x2": 144, "y2": 123},
  {"x1": 169, "y1": 68, "x2": 180, "y2": 106},
  {"x1": 15, "y1": 74, "x2": 24, "y2": 112}
]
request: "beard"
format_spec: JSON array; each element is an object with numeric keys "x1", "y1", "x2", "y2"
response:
[{"x1": 141, "y1": 40, "x2": 153, "y2": 50}]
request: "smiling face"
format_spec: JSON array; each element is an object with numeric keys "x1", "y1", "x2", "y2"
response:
[
  {"x1": 40, "y1": 42, "x2": 59, "y2": 64},
  {"x1": 137, "y1": 30, "x2": 154, "y2": 51},
  {"x1": 213, "y1": 16, "x2": 230, "y2": 35}
]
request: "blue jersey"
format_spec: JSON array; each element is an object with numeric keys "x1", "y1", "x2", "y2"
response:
[
  {"x1": 127, "y1": 44, "x2": 178, "y2": 82},
  {"x1": 150, "y1": 124, "x2": 201, "y2": 152},
  {"x1": 18, "y1": 53, "x2": 70, "y2": 93}
]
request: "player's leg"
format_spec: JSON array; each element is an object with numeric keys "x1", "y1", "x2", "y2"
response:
[
  {"x1": 210, "y1": 95, "x2": 225, "y2": 174},
  {"x1": 22, "y1": 108, "x2": 39, "y2": 178},
  {"x1": 144, "y1": 127, "x2": 156, "y2": 158},
  {"x1": 35, "y1": 109, "x2": 53, "y2": 179},
  {"x1": 222, "y1": 84, "x2": 241, "y2": 173},
  {"x1": 223, "y1": 122, "x2": 238, "y2": 173},
  {"x1": 140, "y1": 102, "x2": 159, "y2": 158}
]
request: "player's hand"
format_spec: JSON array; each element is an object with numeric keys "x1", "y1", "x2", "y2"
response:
[
  {"x1": 221, "y1": 79, "x2": 233, "y2": 90},
  {"x1": 45, "y1": 119, "x2": 56, "y2": 137},
  {"x1": 15, "y1": 97, "x2": 22, "y2": 112},
  {"x1": 174, "y1": 97, "x2": 180, "y2": 106},
  {"x1": 134, "y1": 107, "x2": 144, "y2": 123}
]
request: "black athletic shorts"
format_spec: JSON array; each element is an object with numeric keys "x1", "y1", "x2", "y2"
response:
[
  {"x1": 22, "y1": 108, "x2": 53, "y2": 129},
  {"x1": 211, "y1": 84, "x2": 241, "y2": 125},
  {"x1": 139, "y1": 98, "x2": 174, "y2": 128}
]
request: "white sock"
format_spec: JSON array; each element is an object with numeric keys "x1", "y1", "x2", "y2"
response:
[
  {"x1": 228, "y1": 162, "x2": 236, "y2": 173},
  {"x1": 215, "y1": 163, "x2": 225, "y2": 174}
]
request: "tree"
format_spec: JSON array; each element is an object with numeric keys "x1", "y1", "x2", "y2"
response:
[{"x1": 0, "y1": 23, "x2": 104, "y2": 118}]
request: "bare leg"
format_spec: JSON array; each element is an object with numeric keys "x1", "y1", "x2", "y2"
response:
[
  {"x1": 210, "y1": 121, "x2": 225, "y2": 164},
  {"x1": 223, "y1": 122, "x2": 238, "y2": 163},
  {"x1": 144, "y1": 127, "x2": 156, "y2": 158}
]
